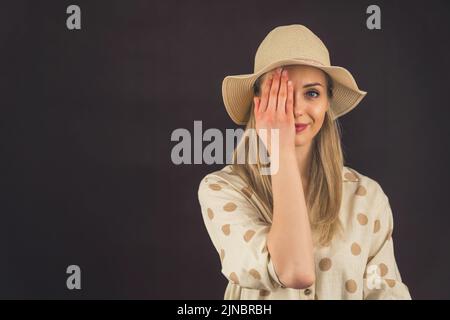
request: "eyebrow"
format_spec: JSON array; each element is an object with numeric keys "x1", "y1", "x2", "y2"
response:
[{"x1": 303, "y1": 82, "x2": 323, "y2": 88}]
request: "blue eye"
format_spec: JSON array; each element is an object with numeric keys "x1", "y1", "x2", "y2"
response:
[{"x1": 306, "y1": 90, "x2": 320, "y2": 98}]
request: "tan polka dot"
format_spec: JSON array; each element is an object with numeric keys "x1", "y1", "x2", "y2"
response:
[
  {"x1": 355, "y1": 185, "x2": 367, "y2": 196},
  {"x1": 241, "y1": 186, "x2": 254, "y2": 198},
  {"x1": 223, "y1": 202, "x2": 237, "y2": 212},
  {"x1": 374, "y1": 219, "x2": 381, "y2": 233},
  {"x1": 209, "y1": 183, "x2": 222, "y2": 191},
  {"x1": 344, "y1": 171, "x2": 358, "y2": 182},
  {"x1": 207, "y1": 208, "x2": 214, "y2": 220},
  {"x1": 243, "y1": 230, "x2": 256, "y2": 242},
  {"x1": 357, "y1": 213, "x2": 368, "y2": 225},
  {"x1": 220, "y1": 249, "x2": 225, "y2": 263},
  {"x1": 249, "y1": 269, "x2": 261, "y2": 280},
  {"x1": 259, "y1": 289, "x2": 271, "y2": 297},
  {"x1": 378, "y1": 263, "x2": 388, "y2": 277},
  {"x1": 351, "y1": 242, "x2": 362, "y2": 256},
  {"x1": 385, "y1": 279, "x2": 396, "y2": 288},
  {"x1": 221, "y1": 224, "x2": 230, "y2": 235},
  {"x1": 345, "y1": 279, "x2": 357, "y2": 293},
  {"x1": 204, "y1": 178, "x2": 208, "y2": 183},
  {"x1": 229, "y1": 272, "x2": 239, "y2": 284},
  {"x1": 319, "y1": 258, "x2": 332, "y2": 271}
]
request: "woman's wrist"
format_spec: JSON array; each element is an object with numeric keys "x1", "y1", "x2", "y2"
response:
[{"x1": 270, "y1": 148, "x2": 299, "y2": 177}]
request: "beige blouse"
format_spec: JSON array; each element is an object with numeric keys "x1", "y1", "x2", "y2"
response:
[{"x1": 197, "y1": 164, "x2": 412, "y2": 300}]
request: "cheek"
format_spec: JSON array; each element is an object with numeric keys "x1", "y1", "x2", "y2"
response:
[
  {"x1": 308, "y1": 103, "x2": 327, "y2": 134},
  {"x1": 308, "y1": 102, "x2": 327, "y2": 123}
]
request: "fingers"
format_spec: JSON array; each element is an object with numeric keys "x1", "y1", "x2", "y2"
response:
[
  {"x1": 277, "y1": 69, "x2": 288, "y2": 114},
  {"x1": 258, "y1": 73, "x2": 273, "y2": 113},
  {"x1": 286, "y1": 80, "x2": 294, "y2": 117},
  {"x1": 255, "y1": 67, "x2": 291, "y2": 117},
  {"x1": 267, "y1": 68, "x2": 282, "y2": 111},
  {"x1": 253, "y1": 96, "x2": 260, "y2": 114}
]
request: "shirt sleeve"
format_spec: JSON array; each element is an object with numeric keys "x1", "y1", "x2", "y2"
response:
[
  {"x1": 197, "y1": 174, "x2": 286, "y2": 291},
  {"x1": 363, "y1": 193, "x2": 412, "y2": 300}
]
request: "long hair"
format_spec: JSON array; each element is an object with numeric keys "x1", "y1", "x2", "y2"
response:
[{"x1": 230, "y1": 70, "x2": 345, "y2": 247}]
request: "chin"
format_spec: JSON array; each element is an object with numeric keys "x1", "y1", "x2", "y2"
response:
[{"x1": 294, "y1": 136, "x2": 311, "y2": 147}]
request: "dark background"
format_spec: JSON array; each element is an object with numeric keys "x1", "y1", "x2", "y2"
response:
[{"x1": 1, "y1": 0, "x2": 449, "y2": 299}]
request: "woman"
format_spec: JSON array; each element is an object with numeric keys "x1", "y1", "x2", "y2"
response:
[{"x1": 197, "y1": 24, "x2": 412, "y2": 300}]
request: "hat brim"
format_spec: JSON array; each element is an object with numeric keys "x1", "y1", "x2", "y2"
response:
[{"x1": 222, "y1": 58, "x2": 367, "y2": 125}]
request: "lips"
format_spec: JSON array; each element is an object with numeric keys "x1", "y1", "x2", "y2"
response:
[{"x1": 295, "y1": 123, "x2": 309, "y2": 133}]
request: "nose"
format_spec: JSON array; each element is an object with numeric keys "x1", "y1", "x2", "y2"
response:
[{"x1": 293, "y1": 93, "x2": 307, "y2": 117}]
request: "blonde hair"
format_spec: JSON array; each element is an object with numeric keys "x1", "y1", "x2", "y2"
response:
[{"x1": 230, "y1": 70, "x2": 344, "y2": 247}]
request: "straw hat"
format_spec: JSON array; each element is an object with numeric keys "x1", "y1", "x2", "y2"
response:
[{"x1": 221, "y1": 24, "x2": 367, "y2": 125}]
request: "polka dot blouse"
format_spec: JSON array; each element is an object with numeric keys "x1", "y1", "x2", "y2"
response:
[{"x1": 197, "y1": 165, "x2": 412, "y2": 300}]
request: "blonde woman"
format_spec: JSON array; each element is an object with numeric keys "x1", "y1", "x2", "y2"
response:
[{"x1": 197, "y1": 25, "x2": 411, "y2": 300}]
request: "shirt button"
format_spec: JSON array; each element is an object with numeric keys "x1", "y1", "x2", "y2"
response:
[{"x1": 304, "y1": 288, "x2": 312, "y2": 296}]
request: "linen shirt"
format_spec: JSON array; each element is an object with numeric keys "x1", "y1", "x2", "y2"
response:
[{"x1": 197, "y1": 164, "x2": 412, "y2": 300}]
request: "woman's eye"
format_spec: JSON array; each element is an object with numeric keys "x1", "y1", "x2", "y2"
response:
[{"x1": 306, "y1": 90, "x2": 320, "y2": 98}]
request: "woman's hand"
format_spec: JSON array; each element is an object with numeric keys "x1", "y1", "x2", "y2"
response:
[{"x1": 254, "y1": 67, "x2": 296, "y2": 156}]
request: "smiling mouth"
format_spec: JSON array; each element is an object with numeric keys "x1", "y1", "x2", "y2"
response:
[{"x1": 295, "y1": 123, "x2": 309, "y2": 133}]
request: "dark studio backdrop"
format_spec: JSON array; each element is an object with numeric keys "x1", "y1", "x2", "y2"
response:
[{"x1": 1, "y1": 0, "x2": 449, "y2": 299}]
